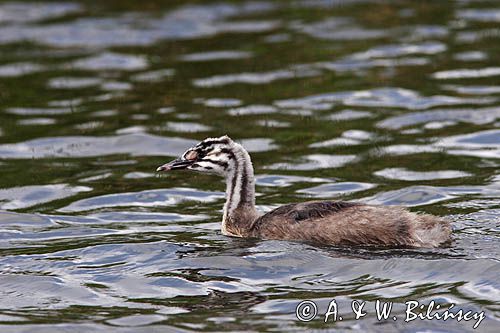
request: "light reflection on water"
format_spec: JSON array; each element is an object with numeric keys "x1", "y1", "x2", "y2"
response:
[{"x1": 0, "y1": 0, "x2": 499, "y2": 332}]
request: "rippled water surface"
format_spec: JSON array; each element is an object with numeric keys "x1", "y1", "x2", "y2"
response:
[{"x1": 1, "y1": 1, "x2": 499, "y2": 332}]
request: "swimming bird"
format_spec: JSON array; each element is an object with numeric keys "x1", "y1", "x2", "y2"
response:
[{"x1": 156, "y1": 136, "x2": 451, "y2": 248}]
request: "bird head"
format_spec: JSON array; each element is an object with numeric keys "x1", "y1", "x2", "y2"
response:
[{"x1": 156, "y1": 135, "x2": 237, "y2": 177}]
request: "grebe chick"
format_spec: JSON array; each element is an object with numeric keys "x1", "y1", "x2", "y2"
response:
[{"x1": 156, "y1": 136, "x2": 451, "y2": 248}]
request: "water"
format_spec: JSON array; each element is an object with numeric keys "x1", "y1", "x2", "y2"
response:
[{"x1": 0, "y1": 0, "x2": 499, "y2": 331}]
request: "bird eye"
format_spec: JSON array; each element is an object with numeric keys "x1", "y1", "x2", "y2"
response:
[{"x1": 185, "y1": 150, "x2": 198, "y2": 161}]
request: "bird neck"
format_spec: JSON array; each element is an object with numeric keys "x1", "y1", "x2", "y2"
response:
[{"x1": 222, "y1": 144, "x2": 259, "y2": 236}]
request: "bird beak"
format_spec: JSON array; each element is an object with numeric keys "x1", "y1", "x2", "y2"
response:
[{"x1": 156, "y1": 158, "x2": 193, "y2": 172}]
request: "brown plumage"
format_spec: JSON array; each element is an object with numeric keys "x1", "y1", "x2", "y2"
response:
[
  {"x1": 157, "y1": 136, "x2": 452, "y2": 248},
  {"x1": 247, "y1": 201, "x2": 450, "y2": 247}
]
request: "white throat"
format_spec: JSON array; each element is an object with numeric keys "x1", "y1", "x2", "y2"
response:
[{"x1": 221, "y1": 143, "x2": 256, "y2": 233}]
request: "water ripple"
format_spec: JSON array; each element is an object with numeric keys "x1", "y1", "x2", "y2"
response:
[
  {"x1": 0, "y1": 2, "x2": 82, "y2": 23},
  {"x1": 58, "y1": 188, "x2": 224, "y2": 212},
  {"x1": 275, "y1": 87, "x2": 493, "y2": 110},
  {"x1": 297, "y1": 182, "x2": 376, "y2": 198},
  {"x1": 457, "y1": 9, "x2": 500, "y2": 22},
  {"x1": 193, "y1": 66, "x2": 320, "y2": 87},
  {"x1": 265, "y1": 154, "x2": 357, "y2": 170},
  {"x1": 377, "y1": 106, "x2": 500, "y2": 129},
  {"x1": 180, "y1": 50, "x2": 252, "y2": 62},
  {"x1": 292, "y1": 17, "x2": 387, "y2": 41},
  {"x1": 0, "y1": 62, "x2": 44, "y2": 77},
  {"x1": 130, "y1": 69, "x2": 175, "y2": 83},
  {"x1": 0, "y1": 2, "x2": 277, "y2": 48},
  {"x1": 433, "y1": 67, "x2": 500, "y2": 79},
  {"x1": 255, "y1": 174, "x2": 331, "y2": 187},
  {"x1": 374, "y1": 168, "x2": 472, "y2": 181},
  {"x1": 70, "y1": 52, "x2": 148, "y2": 71},
  {"x1": 0, "y1": 134, "x2": 197, "y2": 159},
  {"x1": 435, "y1": 129, "x2": 500, "y2": 159},
  {"x1": 0, "y1": 184, "x2": 92, "y2": 210},
  {"x1": 360, "y1": 186, "x2": 456, "y2": 207},
  {"x1": 349, "y1": 41, "x2": 447, "y2": 59}
]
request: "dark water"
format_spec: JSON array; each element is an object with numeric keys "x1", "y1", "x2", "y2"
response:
[{"x1": 0, "y1": 0, "x2": 499, "y2": 332}]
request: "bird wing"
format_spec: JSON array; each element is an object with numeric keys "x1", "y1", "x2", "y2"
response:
[{"x1": 251, "y1": 201, "x2": 360, "y2": 230}]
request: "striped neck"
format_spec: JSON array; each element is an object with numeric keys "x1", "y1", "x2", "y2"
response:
[{"x1": 221, "y1": 143, "x2": 258, "y2": 236}]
